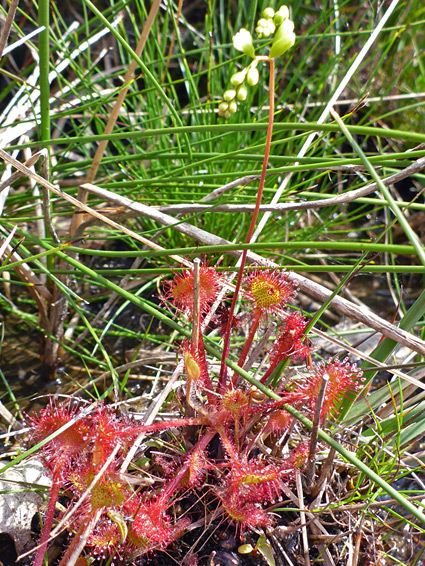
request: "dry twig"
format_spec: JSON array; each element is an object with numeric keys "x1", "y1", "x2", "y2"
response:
[{"x1": 79, "y1": 181, "x2": 425, "y2": 357}]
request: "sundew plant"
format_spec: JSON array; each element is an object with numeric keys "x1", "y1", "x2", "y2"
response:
[{"x1": 27, "y1": 259, "x2": 364, "y2": 564}]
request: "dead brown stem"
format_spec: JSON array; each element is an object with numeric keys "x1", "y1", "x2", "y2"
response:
[
  {"x1": 70, "y1": 0, "x2": 162, "y2": 235},
  {"x1": 306, "y1": 373, "x2": 329, "y2": 489}
]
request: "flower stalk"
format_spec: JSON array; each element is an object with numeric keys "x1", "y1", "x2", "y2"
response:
[{"x1": 219, "y1": 57, "x2": 276, "y2": 392}]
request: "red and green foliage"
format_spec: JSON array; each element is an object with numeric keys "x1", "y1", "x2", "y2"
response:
[{"x1": 27, "y1": 262, "x2": 364, "y2": 564}]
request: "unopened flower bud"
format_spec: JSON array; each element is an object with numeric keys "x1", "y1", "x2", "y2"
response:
[
  {"x1": 237, "y1": 84, "x2": 248, "y2": 101},
  {"x1": 274, "y1": 5, "x2": 290, "y2": 25},
  {"x1": 256, "y1": 17, "x2": 276, "y2": 38},
  {"x1": 269, "y1": 18, "x2": 295, "y2": 59},
  {"x1": 218, "y1": 102, "x2": 228, "y2": 116},
  {"x1": 228, "y1": 101, "x2": 238, "y2": 114},
  {"x1": 224, "y1": 110, "x2": 231, "y2": 119},
  {"x1": 246, "y1": 66, "x2": 259, "y2": 86},
  {"x1": 230, "y1": 71, "x2": 246, "y2": 86},
  {"x1": 223, "y1": 89, "x2": 237, "y2": 101},
  {"x1": 262, "y1": 7, "x2": 275, "y2": 19},
  {"x1": 266, "y1": 22, "x2": 275, "y2": 36},
  {"x1": 233, "y1": 28, "x2": 256, "y2": 59}
]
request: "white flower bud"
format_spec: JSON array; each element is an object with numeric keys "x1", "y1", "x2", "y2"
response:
[
  {"x1": 223, "y1": 89, "x2": 237, "y2": 101},
  {"x1": 237, "y1": 85, "x2": 248, "y2": 101},
  {"x1": 256, "y1": 17, "x2": 276, "y2": 38},
  {"x1": 246, "y1": 66, "x2": 259, "y2": 86},
  {"x1": 230, "y1": 71, "x2": 246, "y2": 86},
  {"x1": 274, "y1": 5, "x2": 290, "y2": 25},
  {"x1": 228, "y1": 101, "x2": 238, "y2": 114},
  {"x1": 218, "y1": 102, "x2": 228, "y2": 116},
  {"x1": 233, "y1": 28, "x2": 256, "y2": 59},
  {"x1": 269, "y1": 18, "x2": 295, "y2": 59},
  {"x1": 262, "y1": 7, "x2": 275, "y2": 19}
]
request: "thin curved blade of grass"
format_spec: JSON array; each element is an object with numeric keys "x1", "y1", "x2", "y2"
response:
[
  {"x1": 8, "y1": 122, "x2": 425, "y2": 152},
  {"x1": 362, "y1": 399, "x2": 425, "y2": 451}
]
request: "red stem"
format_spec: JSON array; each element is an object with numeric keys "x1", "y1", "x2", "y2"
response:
[
  {"x1": 138, "y1": 417, "x2": 204, "y2": 434},
  {"x1": 216, "y1": 424, "x2": 241, "y2": 463},
  {"x1": 197, "y1": 329, "x2": 217, "y2": 406},
  {"x1": 218, "y1": 58, "x2": 276, "y2": 393},
  {"x1": 159, "y1": 429, "x2": 216, "y2": 502},
  {"x1": 231, "y1": 310, "x2": 261, "y2": 387},
  {"x1": 33, "y1": 470, "x2": 61, "y2": 566},
  {"x1": 259, "y1": 356, "x2": 280, "y2": 384}
]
